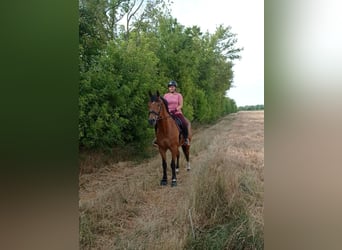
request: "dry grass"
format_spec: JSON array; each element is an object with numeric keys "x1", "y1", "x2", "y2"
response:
[
  {"x1": 186, "y1": 112, "x2": 264, "y2": 249},
  {"x1": 79, "y1": 111, "x2": 264, "y2": 249}
]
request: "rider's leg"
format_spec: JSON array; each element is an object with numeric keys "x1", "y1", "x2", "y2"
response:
[{"x1": 177, "y1": 114, "x2": 190, "y2": 145}]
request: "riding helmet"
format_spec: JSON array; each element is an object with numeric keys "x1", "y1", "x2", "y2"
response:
[{"x1": 167, "y1": 80, "x2": 177, "y2": 87}]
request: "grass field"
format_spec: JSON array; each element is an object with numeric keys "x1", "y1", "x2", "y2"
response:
[{"x1": 79, "y1": 111, "x2": 264, "y2": 249}]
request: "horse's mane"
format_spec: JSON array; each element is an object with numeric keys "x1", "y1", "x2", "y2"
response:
[{"x1": 160, "y1": 96, "x2": 171, "y2": 116}]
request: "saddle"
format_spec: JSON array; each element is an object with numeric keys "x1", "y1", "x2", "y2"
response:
[
  {"x1": 171, "y1": 114, "x2": 185, "y2": 141},
  {"x1": 173, "y1": 115, "x2": 183, "y2": 131}
]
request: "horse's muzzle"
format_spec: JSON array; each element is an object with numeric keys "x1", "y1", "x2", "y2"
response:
[{"x1": 148, "y1": 119, "x2": 156, "y2": 126}]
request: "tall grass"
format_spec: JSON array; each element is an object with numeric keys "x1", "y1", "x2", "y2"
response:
[
  {"x1": 185, "y1": 113, "x2": 264, "y2": 249},
  {"x1": 185, "y1": 163, "x2": 263, "y2": 249}
]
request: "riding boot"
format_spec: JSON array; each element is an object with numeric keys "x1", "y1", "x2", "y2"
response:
[{"x1": 183, "y1": 126, "x2": 190, "y2": 145}]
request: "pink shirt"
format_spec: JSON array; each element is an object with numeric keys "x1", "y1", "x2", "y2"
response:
[{"x1": 164, "y1": 92, "x2": 183, "y2": 114}]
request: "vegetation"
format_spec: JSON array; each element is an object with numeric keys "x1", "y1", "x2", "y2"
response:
[
  {"x1": 79, "y1": 112, "x2": 264, "y2": 249},
  {"x1": 79, "y1": 0, "x2": 242, "y2": 151},
  {"x1": 238, "y1": 104, "x2": 264, "y2": 111},
  {"x1": 78, "y1": 1, "x2": 264, "y2": 249},
  {"x1": 186, "y1": 162, "x2": 263, "y2": 249}
]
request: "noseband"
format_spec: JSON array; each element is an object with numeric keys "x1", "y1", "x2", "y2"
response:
[{"x1": 149, "y1": 101, "x2": 162, "y2": 120}]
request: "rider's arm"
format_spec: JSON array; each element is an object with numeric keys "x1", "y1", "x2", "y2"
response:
[{"x1": 177, "y1": 94, "x2": 183, "y2": 112}]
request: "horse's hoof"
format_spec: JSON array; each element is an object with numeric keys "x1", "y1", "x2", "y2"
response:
[
  {"x1": 176, "y1": 168, "x2": 179, "y2": 173},
  {"x1": 171, "y1": 180, "x2": 177, "y2": 187},
  {"x1": 160, "y1": 180, "x2": 168, "y2": 186},
  {"x1": 187, "y1": 168, "x2": 191, "y2": 171}
]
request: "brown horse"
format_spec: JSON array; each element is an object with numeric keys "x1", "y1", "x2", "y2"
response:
[{"x1": 148, "y1": 91, "x2": 191, "y2": 187}]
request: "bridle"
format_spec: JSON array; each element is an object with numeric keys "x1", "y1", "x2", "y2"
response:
[
  {"x1": 148, "y1": 101, "x2": 162, "y2": 121},
  {"x1": 148, "y1": 100, "x2": 170, "y2": 121}
]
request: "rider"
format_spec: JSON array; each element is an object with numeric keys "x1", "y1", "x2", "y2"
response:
[{"x1": 153, "y1": 80, "x2": 190, "y2": 147}]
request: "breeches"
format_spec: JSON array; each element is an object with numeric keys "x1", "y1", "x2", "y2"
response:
[{"x1": 173, "y1": 113, "x2": 189, "y2": 137}]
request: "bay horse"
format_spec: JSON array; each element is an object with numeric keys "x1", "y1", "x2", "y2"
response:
[{"x1": 148, "y1": 91, "x2": 191, "y2": 187}]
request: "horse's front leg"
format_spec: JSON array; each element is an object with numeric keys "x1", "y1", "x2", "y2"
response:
[{"x1": 159, "y1": 149, "x2": 168, "y2": 186}]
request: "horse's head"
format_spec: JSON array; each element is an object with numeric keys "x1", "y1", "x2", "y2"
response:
[{"x1": 148, "y1": 91, "x2": 163, "y2": 127}]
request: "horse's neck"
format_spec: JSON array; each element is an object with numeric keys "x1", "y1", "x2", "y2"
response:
[{"x1": 157, "y1": 108, "x2": 174, "y2": 129}]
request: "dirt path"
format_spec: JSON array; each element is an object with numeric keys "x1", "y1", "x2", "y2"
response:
[{"x1": 79, "y1": 111, "x2": 264, "y2": 249}]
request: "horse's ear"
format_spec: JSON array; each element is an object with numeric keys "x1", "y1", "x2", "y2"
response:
[
  {"x1": 148, "y1": 90, "x2": 152, "y2": 98},
  {"x1": 156, "y1": 90, "x2": 160, "y2": 97}
]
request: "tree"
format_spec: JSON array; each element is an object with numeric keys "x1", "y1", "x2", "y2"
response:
[{"x1": 78, "y1": 0, "x2": 243, "y2": 150}]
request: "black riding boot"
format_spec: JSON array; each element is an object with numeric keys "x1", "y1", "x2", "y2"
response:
[{"x1": 183, "y1": 126, "x2": 190, "y2": 145}]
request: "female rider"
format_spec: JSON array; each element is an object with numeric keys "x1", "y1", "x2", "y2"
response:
[{"x1": 153, "y1": 80, "x2": 190, "y2": 146}]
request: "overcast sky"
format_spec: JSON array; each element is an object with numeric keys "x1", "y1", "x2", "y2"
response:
[{"x1": 170, "y1": 0, "x2": 264, "y2": 106}]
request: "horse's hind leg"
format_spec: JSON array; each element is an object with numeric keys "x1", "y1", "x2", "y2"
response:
[
  {"x1": 170, "y1": 148, "x2": 178, "y2": 187},
  {"x1": 170, "y1": 158, "x2": 177, "y2": 187},
  {"x1": 182, "y1": 145, "x2": 191, "y2": 171},
  {"x1": 175, "y1": 150, "x2": 180, "y2": 173}
]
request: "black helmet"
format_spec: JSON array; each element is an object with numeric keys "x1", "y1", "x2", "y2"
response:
[{"x1": 167, "y1": 80, "x2": 177, "y2": 87}]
